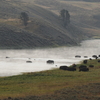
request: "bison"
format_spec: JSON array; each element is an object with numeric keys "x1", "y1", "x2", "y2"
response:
[
  {"x1": 84, "y1": 56, "x2": 88, "y2": 58},
  {"x1": 47, "y1": 60, "x2": 54, "y2": 64},
  {"x1": 98, "y1": 55, "x2": 100, "y2": 57},
  {"x1": 98, "y1": 60, "x2": 100, "y2": 62},
  {"x1": 6, "y1": 56, "x2": 10, "y2": 58},
  {"x1": 79, "y1": 65, "x2": 87, "y2": 69},
  {"x1": 79, "y1": 67, "x2": 89, "y2": 72},
  {"x1": 83, "y1": 60, "x2": 88, "y2": 64},
  {"x1": 92, "y1": 55, "x2": 97, "y2": 58},
  {"x1": 59, "y1": 66, "x2": 76, "y2": 71},
  {"x1": 89, "y1": 58, "x2": 92, "y2": 60},
  {"x1": 59, "y1": 66, "x2": 68, "y2": 70},
  {"x1": 75, "y1": 55, "x2": 81, "y2": 58},
  {"x1": 66, "y1": 67, "x2": 76, "y2": 71},
  {"x1": 92, "y1": 55, "x2": 98, "y2": 59},
  {"x1": 89, "y1": 65, "x2": 94, "y2": 68},
  {"x1": 26, "y1": 61, "x2": 32, "y2": 63}
]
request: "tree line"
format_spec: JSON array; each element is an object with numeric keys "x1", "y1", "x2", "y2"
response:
[{"x1": 20, "y1": 9, "x2": 70, "y2": 27}]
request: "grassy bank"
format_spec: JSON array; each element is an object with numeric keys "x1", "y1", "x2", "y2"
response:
[{"x1": 0, "y1": 59, "x2": 100, "y2": 99}]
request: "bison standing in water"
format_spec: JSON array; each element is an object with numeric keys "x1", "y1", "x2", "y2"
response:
[
  {"x1": 26, "y1": 61, "x2": 32, "y2": 63},
  {"x1": 47, "y1": 60, "x2": 54, "y2": 64},
  {"x1": 75, "y1": 55, "x2": 81, "y2": 58},
  {"x1": 92, "y1": 55, "x2": 98, "y2": 59}
]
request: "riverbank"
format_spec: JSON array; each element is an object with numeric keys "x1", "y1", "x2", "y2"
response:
[{"x1": 0, "y1": 59, "x2": 100, "y2": 100}]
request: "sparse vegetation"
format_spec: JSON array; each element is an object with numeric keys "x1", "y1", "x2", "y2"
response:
[{"x1": 0, "y1": 0, "x2": 100, "y2": 48}]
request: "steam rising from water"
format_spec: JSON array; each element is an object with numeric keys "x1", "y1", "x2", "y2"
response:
[{"x1": 0, "y1": 39, "x2": 100, "y2": 77}]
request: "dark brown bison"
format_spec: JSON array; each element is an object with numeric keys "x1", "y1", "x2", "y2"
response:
[
  {"x1": 92, "y1": 55, "x2": 98, "y2": 59},
  {"x1": 98, "y1": 60, "x2": 100, "y2": 62},
  {"x1": 47, "y1": 60, "x2": 54, "y2": 64},
  {"x1": 89, "y1": 65, "x2": 94, "y2": 68},
  {"x1": 75, "y1": 55, "x2": 81, "y2": 58},
  {"x1": 79, "y1": 65, "x2": 87, "y2": 69},
  {"x1": 79, "y1": 67, "x2": 89, "y2": 72},
  {"x1": 84, "y1": 56, "x2": 88, "y2": 58},
  {"x1": 92, "y1": 55, "x2": 97, "y2": 58},
  {"x1": 26, "y1": 61, "x2": 32, "y2": 63},
  {"x1": 59, "y1": 66, "x2": 76, "y2": 71},
  {"x1": 66, "y1": 67, "x2": 76, "y2": 71},
  {"x1": 6, "y1": 56, "x2": 10, "y2": 58},
  {"x1": 89, "y1": 58, "x2": 92, "y2": 60},
  {"x1": 83, "y1": 60, "x2": 88, "y2": 64},
  {"x1": 59, "y1": 66, "x2": 68, "y2": 70}
]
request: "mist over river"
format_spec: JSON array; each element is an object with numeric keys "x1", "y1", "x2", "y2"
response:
[{"x1": 0, "y1": 39, "x2": 100, "y2": 77}]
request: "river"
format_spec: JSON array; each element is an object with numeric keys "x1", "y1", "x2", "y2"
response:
[{"x1": 0, "y1": 39, "x2": 100, "y2": 77}]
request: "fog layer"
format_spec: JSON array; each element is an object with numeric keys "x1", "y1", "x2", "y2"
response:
[{"x1": 0, "y1": 39, "x2": 99, "y2": 77}]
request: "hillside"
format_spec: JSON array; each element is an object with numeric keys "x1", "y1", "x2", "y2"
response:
[
  {"x1": 0, "y1": 0, "x2": 100, "y2": 49},
  {"x1": 61, "y1": 0, "x2": 100, "y2": 2},
  {"x1": 33, "y1": 0, "x2": 100, "y2": 35}
]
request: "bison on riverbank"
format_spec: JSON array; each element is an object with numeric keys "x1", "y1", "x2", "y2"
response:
[
  {"x1": 83, "y1": 60, "x2": 88, "y2": 64},
  {"x1": 66, "y1": 67, "x2": 76, "y2": 71},
  {"x1": 59, "y1": 66, "x2": 68, "y2": 70},
  {"x1": 79, "y1": 65, "x2": 89, "y2": 72},
  {"x1": 89, "y1": 65, "x2": 94, "y2": 68},
  {"x1": 79, "y1": 65, "x2": 87, "y2": 69},
  {"x1": 79, "y1": 67, "x2": 89, "y2": 72},
  {"x1": 59, "y1": 66, "x2": 76, "y2": 71}
]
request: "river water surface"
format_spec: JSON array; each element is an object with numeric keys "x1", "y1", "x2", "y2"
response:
[{"x1": 0, "y1": 39, "x2": 100, "y2": 77}]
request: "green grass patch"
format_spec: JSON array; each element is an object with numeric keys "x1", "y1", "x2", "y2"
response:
[{"x1": 0, "y1": 59, "x2": 100, "y2": 98}]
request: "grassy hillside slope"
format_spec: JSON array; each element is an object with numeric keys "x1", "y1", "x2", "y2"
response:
[
  {"x1": 0, "y1": 0, "x2": 99, "y2": 48},
  {"x1": 33, "y1": 0, "x2": 100, "y2": 35}
]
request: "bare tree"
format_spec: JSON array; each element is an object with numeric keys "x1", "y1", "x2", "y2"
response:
[
  {"x1": 20, "y1": 12, "x2": 29, "y2": 26},
  {"x1": 60, "y1": 9, "x2": 70, "y2": 26}
]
